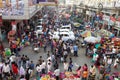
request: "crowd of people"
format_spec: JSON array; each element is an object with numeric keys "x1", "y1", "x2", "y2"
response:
[{"x1": 0, "y1": 6, "x2": 120, "y2": 80}]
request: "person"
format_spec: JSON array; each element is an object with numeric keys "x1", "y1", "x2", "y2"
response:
[
  {"x1": 81, "y1": 69, "x2": 88, "y2": 80},
  {"x1": 11, "y1": 62, "x2": 18, "y2": 76},
  {"x1": 68, "y1": 62, "x2": 73, "y2": 72},
  {"x1": 41, "y1": 60, "x2": 46, "y2": 74},
  {"x1": 63, "y1": 61, "x2": 68, "y2": 71},
  {"x1": 47, "y1": 60, "x2": 52, "y2": 72},
  {"x1": 29, "y1": 61, "x2": 34, "y2": 77},
  {"x1": 99, "y1": 64, "x2": 105, "y2": 80},
  {"x1": 25, "y1": 68, "x2": 31, "y2": 80},
  {"x1": 19, "y1": 65, "x2": 26, "y2": 76},
  {"x1": 73, "y1": 44, "x2": 78, "y2": 57},
  {"x1": 0, "y1": 61, "x2": 3, "y2": 80},
  {"x1": 113, "y1": 57, "x2": 119, "y2": 68},
  {"x1": 76, "y1": 66, "x2": 82, "y2": 78},
  {"x1": 89, "y1": 65, "x2": 96, "y2": 79},
  {"x1": 2, "y1": 63, "x2": 10, "y2": 79},
  {"x1": 106, "y1": 56, "x2": 112, "y2": 73},
  {"x1": 82, "y1": 64, "x2": 88, "y2": 72},
  {"x1": 54, "y1": 67, "x2": 60, "y2": 80}
]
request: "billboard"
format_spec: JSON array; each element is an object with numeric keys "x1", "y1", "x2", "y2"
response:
[
  {"x1": 37, "y1": 0, "x2": 57, "y2": 6},
  {"x1": 28, "y1": 0, "x2": 36, "y2": 6},
  {"x1": 2, "y1": 0, "x2": 24, "y2": 16}
]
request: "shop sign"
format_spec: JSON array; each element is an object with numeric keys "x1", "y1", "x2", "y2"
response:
[
  {"x1": 37, "y1": 0, "x2": 57, "y2": 6},
  {"x1": 2, "y1": 0, "x2": 24, "y2": 16},
  {"x1": 115, "y1": 0, "x2": 120, "y2": 7}
]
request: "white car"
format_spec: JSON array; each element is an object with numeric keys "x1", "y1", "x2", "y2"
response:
[
  {"x1": 37, "y1": 19, "x2": 43, "y2": 25},
  {"x1": 60, "y1": 24, "x2": 71, "y2": 31},
  {"x1": 51, "y1": 31, "x2": 75, "y2": 41},
  {"x1": 35, "y1": 25, "x2": 43, "y2": 37}
]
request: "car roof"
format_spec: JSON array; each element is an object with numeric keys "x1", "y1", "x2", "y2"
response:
[
  {"x1": 36, "y1": 25, "x2": 42, "y2": 27},
  {"x1": 62, "y1": 24, "x2": 71, "y2": 27}
]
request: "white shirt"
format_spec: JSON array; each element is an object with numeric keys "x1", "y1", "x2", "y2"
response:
[
  {"x1": 47, "y1": 64, "x2": 52, "y2": 72},
  {"x1": 112, "y1": 48, "x2": 116, "y2": 53},
  {"x1": 64, "y1": 63, "x2": 68, "y2": 71},
  {"x1": 114, "y1": 58, "x2": 119, "y2": 66},
  {"x1": 10, "y1": 55, "x2": 16, "y2": 62},
  {"x1": 54, "y1": 69, "x2": 60, "y2": 76},
  {"x1": 93, "y1": 48, "x2": 97, "y2": 53},
  {"x1": 36, "y1": 65, "x2": 41, "y2": 72},
  {"x1": 107, "y1": 59, "x2": 112, "y2": 65},
  {"x1": 47, "y1": 56, "x2": 52, "y2": 61},
  {"x1": 2, "y1": 64, "x2": 10, "y2": 73},
  {"x1": 41, "y1": 62, "x2": 46, "y2": 69}
]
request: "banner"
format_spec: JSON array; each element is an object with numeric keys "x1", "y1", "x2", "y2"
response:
[
  {"x1": 2, "y1": 0, "x2": 24, "y2": 16},
  {"x1": 37, "y1": 0, "x2": 57, "y2": 6},
  {"x1": 28, "y1": 0, "x2": 36, "y2": 6}
]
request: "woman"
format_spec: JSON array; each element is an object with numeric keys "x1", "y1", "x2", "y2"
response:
[
  {"x1": 82, "y1": 64, "x2": 88, "y2": 72},
  {"x1": 12, "y1": 62, "x2": 18, "y2": 75},
  {"x1": 76, "y1": 66, "x2": 82, "y2": 78},
  {"x1": 63, "y1": 61, "x2": 68, "y2": 72}
]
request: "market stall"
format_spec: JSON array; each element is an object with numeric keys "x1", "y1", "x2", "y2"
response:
[
  {"x1": 84, "y1": 36, "x2": 101, "y2": 43},
  {"x1": 81, "y1": 30, "x2": 91, "y2": 37}
]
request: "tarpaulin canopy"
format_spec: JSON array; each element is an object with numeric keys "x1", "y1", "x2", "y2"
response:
[
  {"x1": 81, "y1": 30, "x2": 91, "y2": 37},
  {"x1": 84, "y1": 36, "x2": 100, "y2": 43}
]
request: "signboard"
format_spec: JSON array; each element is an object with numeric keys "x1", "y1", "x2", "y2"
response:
[
  {"x1": 2, "y1": 0, "x2": 24, "y2": 16},
  {"x1": 115, "y1": 0, "x2": 120, "y2": 7},
  {"x1": 28, "y1": 0, "x2": 36, "y2": 6},
  {"x1": 37, "y1": 0, "x2": 57, "y2": 6},
  {"x1": 1, "y1": 0, "x2": 38, "y2": 20}
]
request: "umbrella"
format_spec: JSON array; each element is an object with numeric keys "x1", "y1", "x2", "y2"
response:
[
  {"x1": 84, "y1": 36, "x2": 100, "y2": 43},
  {"x1": 95, "y1": 43, "x2": 101, "y2": 49},
  {"x1": 81, "y1": 31, "x2": 91, "y2": 37}
]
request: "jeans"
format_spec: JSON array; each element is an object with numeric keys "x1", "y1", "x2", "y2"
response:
[
  {"x1": 74, "y1": 51, "x2": 78, "y2": 56},
  {"x1": 68, "y1": 67, "x2": 72, "y2": 72}
]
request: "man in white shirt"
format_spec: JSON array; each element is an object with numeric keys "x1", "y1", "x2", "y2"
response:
[
  {"x1": 112, "y1": 47, "x2": 116, "y2": 58},
  {"x1": 106, "y1": 57, "x2": 112, "y2": 73},
  {"x1": 10, "y1": 54, "x2": 16, "y2": 63},
  {"x1": 2, "y1": 63, "x2": 10, "y2": 78},
  {"x1": 54, "y1": 68, "x2": 60, "y2": 80},
  {"x1": 36, "y1": 64, "x2": 42, "y2": 76},
  {"x1": 41, "y1": 60, "x2": 46, "y2": 74}
]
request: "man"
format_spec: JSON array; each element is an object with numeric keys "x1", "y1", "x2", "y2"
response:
[
  {"x1": 2, "y1": 63, "x2": 10, "y2": 79},
  {"x1": 0, "y1": 61, "x2": 3, "y2": 79},
  {"x1": 54, "y1": 67, "x2": 60, "y2": 80},
  {"x1": 73, "y1": 44, "x2": 78, "y2": 57}
]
